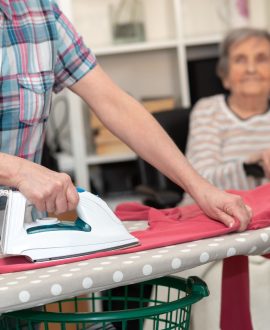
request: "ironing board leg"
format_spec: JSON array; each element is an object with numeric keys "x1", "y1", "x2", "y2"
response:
[{"x1": 220, "y1": 255, "x2": 253, "y2": 330}]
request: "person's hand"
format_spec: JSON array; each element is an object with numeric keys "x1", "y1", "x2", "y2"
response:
[
  {"x1": 194, "y1": 184, "x2": 252, "y2": 232},
  {"x1": 12, "y1": 158, "x2": 79, "y2": 214}
]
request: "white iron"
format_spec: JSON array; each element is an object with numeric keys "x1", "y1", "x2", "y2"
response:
[{"x1": 0, "y1": 188, "x2": 139, "y2": 262}]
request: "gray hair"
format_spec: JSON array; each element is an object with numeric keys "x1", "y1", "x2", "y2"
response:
[{"x1": 216, "y1": 27, "x2": 270, "y2": 80}]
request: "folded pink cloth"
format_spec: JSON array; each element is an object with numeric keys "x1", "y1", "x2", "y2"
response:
[
  {"x1": 0, "y1": 203, "x2": 236, "y2": 274},
  {"x1": 115, "y1": 182, "x2": 270, "y2": 231}
]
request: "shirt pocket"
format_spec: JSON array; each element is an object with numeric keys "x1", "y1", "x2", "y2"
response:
[{"x1": 17, "y1": 71, "x2": 55, "y2": 125}]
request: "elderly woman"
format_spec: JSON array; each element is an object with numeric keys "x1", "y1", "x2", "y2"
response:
[
  {"x1": 181, "y1": 27, "x2": 270, "y2": 330},
  {"x1": 183, "y1": 27, "x2": 270, "y2": 205}
]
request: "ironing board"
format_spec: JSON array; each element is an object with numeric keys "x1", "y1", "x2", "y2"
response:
[{"x1": 0, "y1": 220, "x2": 269, "y2": 315}]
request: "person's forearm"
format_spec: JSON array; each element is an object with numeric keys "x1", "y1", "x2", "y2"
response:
[
  {"x1": 92, "y1": 91, "x2": 210, "y2": 198},
  {"x1": 70, "y1": 66, "x2": 209, "y2": 197},
  {"x1": 0, "y1": 153, "x2": 22, "y2": 187},
  {"x1": 114, "y1": 109, "x2": 211, "y2": 198}
]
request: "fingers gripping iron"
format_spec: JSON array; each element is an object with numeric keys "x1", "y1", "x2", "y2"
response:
[{"x1": 0, "y1": 188, "x2": 139, "y2": 262}]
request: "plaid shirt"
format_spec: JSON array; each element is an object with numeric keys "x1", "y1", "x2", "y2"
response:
[{"x1": 0, "y1": 0, "x2": 96, "y2": 163}]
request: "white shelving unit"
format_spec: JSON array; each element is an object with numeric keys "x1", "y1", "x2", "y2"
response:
[
  {"x1": 56, "y1": 0, "x2": 270, "y2": 191},
  {"x1": 94, "y1": 39, "x2": 179, "y2": 56}
]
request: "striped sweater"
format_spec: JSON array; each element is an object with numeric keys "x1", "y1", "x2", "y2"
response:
[{"x1": 182, "y1": 94, "x2": 270, "y2": 205}]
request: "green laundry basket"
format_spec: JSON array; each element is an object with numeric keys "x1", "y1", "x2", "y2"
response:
[{"x1": 0, "y1": 275, "x2": 209, "y2": 330}]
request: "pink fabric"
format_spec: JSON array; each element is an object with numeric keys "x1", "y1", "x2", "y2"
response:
[
  {"x1": 0, "y1": 183, "x2": 270, "y2": 277},
  {"x1": 0, "y1": 203, "x2": 237, "y2": 274}
]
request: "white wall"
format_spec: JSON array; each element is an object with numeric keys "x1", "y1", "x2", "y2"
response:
[
  {"x1": 71, "y1": 0, "x2": 176, "y2": 47},
  {"x1": 54, "y1": 0, "x2": 270, "y2": 108},
  {"x1": 62, "y1": 0, "x2": 270, "y2": 49}
]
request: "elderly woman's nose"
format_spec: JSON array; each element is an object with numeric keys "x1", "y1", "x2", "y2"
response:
[{"x1": 246, "y1": 60, "x2": 256, "y2": 73}]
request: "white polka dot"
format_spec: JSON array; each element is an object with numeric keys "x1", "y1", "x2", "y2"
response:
[
  {"x1": 93, "y1": 267, "x2": 103, "y2": 271},
  {"x1": 39, "y1": 275, "x2": 50, "y2": 278},
  {"x1": 30, "y1": 280, "x2": 42, "y2": 284},
  {"x1": 130, "y1": 256, "x2": 140, "y2": 259},
  {"x1": 113, "y1": 271, "x2": 124, "y2": 282},
  {"x1": 240, "y1": 233, "x2": 249, "y2": 236},
  {"x1": 214, "y1": 238, "x2": 225, "y2": 242},
  {"x1": 15, "y1": 276, "x2": 27, "y2": 280},
  {"x1": 78, "y1": 262, "x2": 89, "y2": 266},
  {"x1": 200, "y1": 252, "x2": 210, "y2": 263},
  {"x1": 235, "y1": 238, "x2": 246, "y2": 242},
  {"x1": 100, "y1": 261, "x2": 111, "y2": 265},
  {"x1": 0, "y1": 287, "x2": 8, "y2": 291},
  {"x1": 19, "y1": 291, "x2": 30, "y2": 302},
  {"x1": 186, "y1": 244, "x2": 197, "y2": 247},
  {"x1": 227, "y1": 247, "x2": 236, "y2": 257},
  {"x1": 171, "y1": 258, "x2": 182, "y2": 269},
  {"x1": 61, "y1": 274, "x2": 73, "y2": 278},
  {"x1": 82, "y1": 277, "x2": 93, "y2": 289},
  {"x1": 47, "y1": 269, "x2": 59, "y2": 273},
  {"x1": 208, "y1": 243, "x2": 219, "y2": 247},
  {"x1": 138, "y1": 251, "x2": 147, "y2": 254},
  {"x1": 180, "y1": 249, "x2": 191, "y2": 253},
  {"x1": 158, "y1": 250, "x2": 169, "y2": 253},
  {"x1": 0, "y1": 277, "x2": 4, "y2": 281},
  {"x1": 7, "y1": 281, "x2": 18, "y2": 285},
  {"x1": 108, "y1": 256, "x2": 118, "y2": 260},
  {"x1": 24, "y1": 270, "x2": 36, "y2": 275},
  {"x1": 69, "y1": 268, "x2": 81, "y2": 272},
  {"x1": 152, "y1": 255, "x2": 162, "y2": 258},
  {"x1": 260, "y1": 233, "x2": 269, "y2": 242},
  {"x1": 51, "y1": 284, "x2": 62, "y2": 296},
  {"x1": 142, "y1": 264, "x2": 153, "y2": 276},
  {"x1": 123, "y1": 260, "x2": 134, "y2": 264},
  {"x1": 248, "y1": 246, "x2": 257, "y2": 254}
]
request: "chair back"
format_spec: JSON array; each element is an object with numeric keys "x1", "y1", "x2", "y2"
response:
[{"x1": 138, "y1": 108, "x2": 191, "y2": 200}]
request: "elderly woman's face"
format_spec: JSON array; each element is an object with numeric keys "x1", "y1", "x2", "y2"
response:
[{"x1": 223, "y1": 37, "x2": 270, "y2": 97}]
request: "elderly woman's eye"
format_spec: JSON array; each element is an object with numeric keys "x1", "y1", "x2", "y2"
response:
[
  {"x1": 232, "y1": 55, "x2": 246, "y2": 64},
  {"x1": 256, "y1": 53, "x2": 270, "y2": 63}
]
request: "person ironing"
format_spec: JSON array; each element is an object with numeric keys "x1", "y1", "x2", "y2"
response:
[{"x1": 0, "y1": 0, "x2": 251, "y2": 231}]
